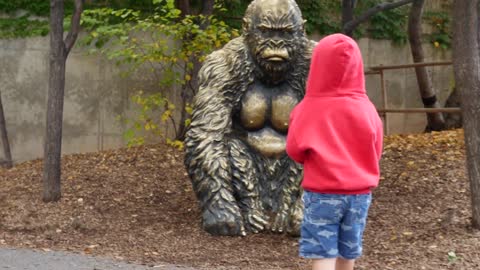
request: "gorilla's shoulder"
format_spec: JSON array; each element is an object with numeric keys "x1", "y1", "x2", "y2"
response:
[
  {"x1": 204, "y1": 37, "x2": 248, "y2": 64},
  {"x1": 304, "y1": 39, "x2": 318, "y2": 59},
  {"x1": 199, "y1": 37, "x2": 250, "y2": 82}
]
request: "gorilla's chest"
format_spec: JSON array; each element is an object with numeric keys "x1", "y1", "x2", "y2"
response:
[{"x1": 237, "y1": 81, "x2": 300, "y2": 157}]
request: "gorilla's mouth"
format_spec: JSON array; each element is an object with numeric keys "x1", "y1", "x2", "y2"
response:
[
  {"x1": 266, "y1": 56, "x2": 286, "y2": 62},
  {"x1": 261, "y1": 48, "x2": 290, "y2": 63}
]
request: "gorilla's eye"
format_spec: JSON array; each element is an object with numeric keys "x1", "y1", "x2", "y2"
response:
[
  {"x1": 257, "y1": 26, "x2": 296, "y2": 40},
  {"x1": 283, "y1": 26, "x2": 294, "y2": 33},
  {"x1": 258, "y1": 25, "x2": 269, "y2": 33}
]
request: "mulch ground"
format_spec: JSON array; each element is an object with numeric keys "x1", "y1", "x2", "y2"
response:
[{"x1": 0, "y1": 129, "x2": 479, "y2": 270}]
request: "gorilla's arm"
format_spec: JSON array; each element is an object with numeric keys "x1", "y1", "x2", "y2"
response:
[
  {"x1": 271, "y1": 157, "x2": 303, "y2": 233},
  {"x1": 184, "y1": 47, "x2": 246, "y2": 236}
]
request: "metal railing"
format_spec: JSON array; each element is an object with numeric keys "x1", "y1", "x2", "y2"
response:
[{"x1": 365, "y1": 61, "x2": 460, "y2": 135}]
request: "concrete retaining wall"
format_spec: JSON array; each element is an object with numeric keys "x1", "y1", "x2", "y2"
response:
[{"x1": 0, "y1": 34, "x2": 452, "y2": 162}]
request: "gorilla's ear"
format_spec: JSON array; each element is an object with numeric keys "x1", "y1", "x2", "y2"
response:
[{"x1": 242, "y1": 17, "x2": 251, "y2": 33}]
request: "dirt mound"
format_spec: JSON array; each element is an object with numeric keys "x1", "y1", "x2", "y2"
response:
[{"x1": 0, "y1": 129, "x2": 478, "y2": 270}]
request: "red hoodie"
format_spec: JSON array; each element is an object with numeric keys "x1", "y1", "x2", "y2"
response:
[{"x1": 286, "y1": 34, "x2": 383, "y2": 194}]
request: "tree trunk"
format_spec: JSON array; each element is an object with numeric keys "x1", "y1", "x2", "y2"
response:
[
  {"x1": 408, "y1": 0, "x2": 445, "y2": 131},
  {"x1": 175, "y1": 0, "x2": 190, "y2": 16},
  {"x1": 342, "y1": 0, "x2": 355, "y2": 37},
  {"x1": 44, "y1": 0, "x2": 67, "y2": 202},
  {"x1": 44, "y1": 0, "x2": 83, "y2": 202},
  {"x1": 444, "y1": 88, "x2": 463, "y2": 129},
  {"x1": 0, "y1": 91, "x2": 12, "y2": 168},
  {"x1": 452, "y1": 0, "x2": 480, "y2": 229},
  {"x1": 201, "y1": 0, "x2": 215, "y2": 16}
]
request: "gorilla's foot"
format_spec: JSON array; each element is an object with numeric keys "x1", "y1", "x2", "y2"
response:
[{"x1": 202, "y1": 208, "x2": 246, "y2": 236}]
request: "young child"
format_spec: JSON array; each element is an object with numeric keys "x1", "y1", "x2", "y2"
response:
[{"x1": 286, "y1": 33, "x2": 383, "y2": 270}]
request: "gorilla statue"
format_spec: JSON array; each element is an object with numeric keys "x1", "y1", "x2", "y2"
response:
[{"x1": 184, "y1": 0, "x2": 315, "y2": 236}]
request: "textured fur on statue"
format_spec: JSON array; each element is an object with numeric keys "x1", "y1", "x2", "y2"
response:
[{"x1": 184, "y1": 0, "x2": 315, "y2": 236}]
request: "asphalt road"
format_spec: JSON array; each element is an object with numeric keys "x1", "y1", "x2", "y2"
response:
[{"x1": 0, "y1": 248, "x2": 197, "y2": 270}]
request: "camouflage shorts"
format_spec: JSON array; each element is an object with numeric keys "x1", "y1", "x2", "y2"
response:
[{"x1": 299, "y1": 191, "x2": 372, "y2": 260}]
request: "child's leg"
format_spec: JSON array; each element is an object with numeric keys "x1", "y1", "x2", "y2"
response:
[
  {"x1": 312, "y1": 258, "x2": 336, "y2": 270},
  {"x1": 335, "y1": 258, "x2": 355, "y2": 270},
  {"x1": 338, "y1": 193, "x2": 372, "y2": 267},
  {"x1": 299, "y1": 192, "x2": 348, "y2": 269}
]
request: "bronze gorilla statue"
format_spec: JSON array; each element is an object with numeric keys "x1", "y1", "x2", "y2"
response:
[{"x1": 184, "y1": 0, "x2": 315, "y2": 236}]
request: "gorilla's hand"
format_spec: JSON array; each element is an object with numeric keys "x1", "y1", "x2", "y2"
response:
[
  {"x1": 243, "y1": 206, "x2": 269, "y2": 234},
  {"x1": 271, "y1": 209, "x2": 289, "y2": 233},
  {"x1": 202, "y1": 205, "x2": 246, "y2": 236},
  {"x1": 287, "y1": 196, "x2": 303, "y2": 236}
]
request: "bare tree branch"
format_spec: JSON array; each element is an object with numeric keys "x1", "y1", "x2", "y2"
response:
[
  {"x1": 343, "y1": 0, "x2": 414, "y2": 35},
  {"x1": 64, "y1": 0, "x2": 84, "y2": 55}
]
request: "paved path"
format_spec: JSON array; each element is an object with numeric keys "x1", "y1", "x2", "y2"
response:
[{"x1": 0, "y1": 248, "x2": 197, "y2": 270}]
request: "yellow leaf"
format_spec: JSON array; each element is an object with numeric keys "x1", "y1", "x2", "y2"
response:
[{"x1": 145, "y1": 122, "x2": 151, "y2": 131}]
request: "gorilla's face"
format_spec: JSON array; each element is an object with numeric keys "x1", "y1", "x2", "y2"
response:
[{"x1": 244, "y1": 0, "x2": 306, "y2": 83}]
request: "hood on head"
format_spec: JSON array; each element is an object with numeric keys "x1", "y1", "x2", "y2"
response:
[{"x1": 305, "y1": 33, "x2": 365, "y2": 97}]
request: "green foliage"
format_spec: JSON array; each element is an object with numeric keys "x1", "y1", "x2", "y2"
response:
[
  {"x1": 0, "y1": 0, "x2": 53, "y2": 16},
  {"x1": 81, "y1": 1, "x2": 238, "y2": 146},
  {"x1": 221, "y1": 0, "x2": 408, "y2": 42},
  {"x1": 121, "y1": 90, "x2": 189, "y2": 149},
  {"x1": 0, "y1": 16, "x2": 49, "y2": 38},
  {"x1": 122, "y1": 91, "x2": 170, "y2": 147},
  {"x1": 0, "y1": 0, "x2": 75, "y2": 39},
  {"x1": 355, "y1": 0, "x2": 409, "y2": 44},
  {"x1": 0, "y1": 0, "x2": 444, "y2": 45},
  {"x1": 297, "y1": 0, "x2": 341, "y2": 34},
  {"x1": 221, "y1": 0, "x2": 249, "y2": 30},
  {"x1": 220, "y1": 0, "x2": 343, "y2": 35},
  {"x1": 425, "y1": 11, "x2": 451, "y2": 49},
  {"x1": 447, "y1": 251, "x2": 459, "y2": 264}
]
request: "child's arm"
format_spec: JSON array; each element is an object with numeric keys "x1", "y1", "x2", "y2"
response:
[
  {"x1": 286, "y1": 107, "x2": 308, "y2": 164},
  {"x1": 286, "y1": 128, "x2": 307, "y2": 164}
]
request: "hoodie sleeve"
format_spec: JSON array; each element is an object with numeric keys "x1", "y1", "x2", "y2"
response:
[
  {"x1": 286, "y1": 109, "x2": 307, "y2": 164},
  {"x1": 375, "y1": 118, "x2": 384, "y2": 160},
  {"x1": 286, "y1": 131, "x2": 306, "y2": 164}
]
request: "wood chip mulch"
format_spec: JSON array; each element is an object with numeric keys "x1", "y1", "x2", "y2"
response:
[{"x1": 0, "y1": 129, "x2": 478, "y2": 270}]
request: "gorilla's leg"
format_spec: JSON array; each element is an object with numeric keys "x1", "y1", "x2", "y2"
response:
[
  {"x1": 195, "y1": 174, "x2": 245, "y2": 236},
  {"x1": 271, "y1": 156, "x2": 303, "y2": 234},
  {"x1": 228, "y1": 138, "x2": 269, "y2": 233},
  {"x1": 186, "y1": 141, "x2": 246, "y2": 236}
]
